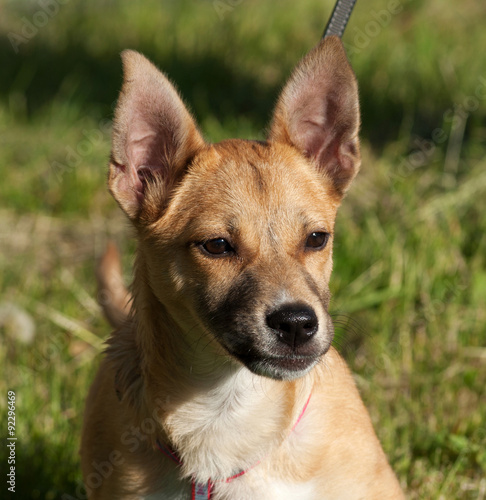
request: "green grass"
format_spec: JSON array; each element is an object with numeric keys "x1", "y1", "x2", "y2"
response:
[{"x1": 1, "y1": 0, "x2": 485, "y2": 498}]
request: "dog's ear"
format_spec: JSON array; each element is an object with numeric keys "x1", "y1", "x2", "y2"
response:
[
  {"x1": 109, "y1": 50, "x2": 205, "y2": 221},
  {"x1": 269, "y1": 36, "x2": 360, "y2": 196}
]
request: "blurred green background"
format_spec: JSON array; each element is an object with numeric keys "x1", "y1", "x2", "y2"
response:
[{"x1": 1, "y1": 0, "x2": 485, "y2": 498}]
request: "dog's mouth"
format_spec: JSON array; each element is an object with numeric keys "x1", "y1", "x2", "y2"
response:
[{"x1": 231, "y1": 349, "x2": 327, "y2": 381}]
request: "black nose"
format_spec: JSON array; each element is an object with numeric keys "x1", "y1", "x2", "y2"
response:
[{"x1": 266, "y1": 304, "x2": 318, "y2": 349}]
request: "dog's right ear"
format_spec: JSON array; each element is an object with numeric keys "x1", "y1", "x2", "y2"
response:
[
  {"x1": 109, "y1": 50, "x2": 205, "y2": 222},
  {"x1": 269, "y1": 36, "x2": 360, "y2": 197}
]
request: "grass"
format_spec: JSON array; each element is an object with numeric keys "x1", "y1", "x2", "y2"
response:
[{"x1": 0, "y1": 0, "x2": 485, "y2": 498}]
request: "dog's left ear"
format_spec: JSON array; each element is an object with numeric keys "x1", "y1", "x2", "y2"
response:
[{"x1": 269, "y1": 36, "x2": 360, "y2": 196}]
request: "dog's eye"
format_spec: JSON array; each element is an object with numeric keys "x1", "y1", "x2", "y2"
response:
[
  {"x1": 201, "y1": 238, "x2": 234, "y2": 256},
  {"x1": 305, "y1": 232, "x2": 329, "y2": 250}
]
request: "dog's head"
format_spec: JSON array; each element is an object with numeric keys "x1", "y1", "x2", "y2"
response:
[{"x1": 108, "y1": 36, "x2": 360, "y2": 381}]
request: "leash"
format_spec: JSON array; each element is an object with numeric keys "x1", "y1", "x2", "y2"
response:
[
  {"x1": 157, "y1": 393, "x2": 312, "y2": 499},
  {"x1": 323, "y1": 0, "x2": 358, "y2": 38}
]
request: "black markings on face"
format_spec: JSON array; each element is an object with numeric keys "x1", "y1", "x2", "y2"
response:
[{"x1": 196, "y1": 271, "x2": 260, "y2": 355}]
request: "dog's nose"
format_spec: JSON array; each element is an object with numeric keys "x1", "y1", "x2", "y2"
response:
[{"x1": 266, "y1": 304, "x2": 318, "y2": 349}]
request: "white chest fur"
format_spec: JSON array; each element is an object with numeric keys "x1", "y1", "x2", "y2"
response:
[
  {"x1": 146, "y1": 366, "x2": 315, "y2": 500},
  {"x1": 163, "y1": 367, "x2": 300, "y2": 481}
]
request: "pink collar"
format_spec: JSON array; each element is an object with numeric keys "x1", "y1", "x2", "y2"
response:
[{"x1": 157, "y1": 393, "x2": 312, "y2": 499}]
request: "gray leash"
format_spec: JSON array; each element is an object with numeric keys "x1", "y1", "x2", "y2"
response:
[{"x1": 323, "y1": 0, "x2": 357, "y2": 38}]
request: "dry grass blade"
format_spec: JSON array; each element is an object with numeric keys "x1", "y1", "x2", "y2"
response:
[{"x1": 33, "y1": 300, "x2": 104, "y2": 351}]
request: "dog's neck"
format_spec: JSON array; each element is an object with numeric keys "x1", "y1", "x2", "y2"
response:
[{"x1": 122, "y1": 260, "x2": 314, "y2": 481}]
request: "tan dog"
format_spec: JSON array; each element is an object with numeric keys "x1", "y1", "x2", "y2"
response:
[{"x1": 81, "y1": 36, "x2": 404, "y2": 499}]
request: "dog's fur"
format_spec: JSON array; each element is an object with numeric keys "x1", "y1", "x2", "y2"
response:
[{"x1": 81, "y1": 36, "x2": 404, "y2": 499}]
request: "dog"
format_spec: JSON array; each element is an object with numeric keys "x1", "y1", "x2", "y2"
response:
[{"x1": 80, "y1": 36, "x2": 404, "y2": 499}]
